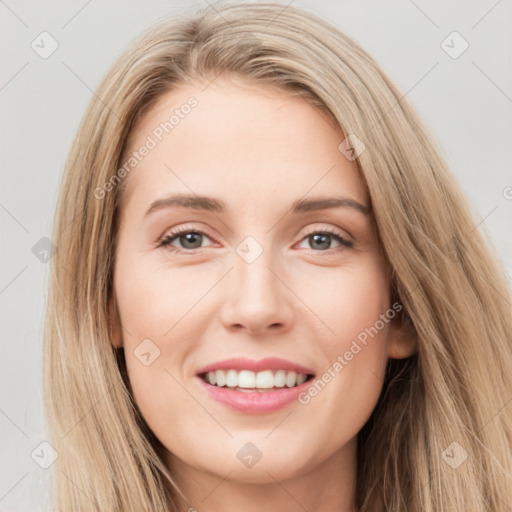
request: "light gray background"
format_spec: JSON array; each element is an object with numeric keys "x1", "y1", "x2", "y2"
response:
[{"x1": 1, "y1": 1, "x2": 511, "y2": 510}]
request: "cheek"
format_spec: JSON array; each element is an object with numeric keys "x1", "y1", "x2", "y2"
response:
[
  {"x1": 114, "y1": 251, "x2": 216, "y2": 423},
  {"x1": 294, "y1": 258, "x2": 390, "y2": 352},
  {"x1": 114, "y1": 250, "x2": 212, "y2": 339},
  {"x1": 296, "y1": 261, "x2": 391, "y2": 430}
]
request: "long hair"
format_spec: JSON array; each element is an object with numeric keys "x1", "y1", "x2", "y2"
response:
[{"x1": 43, "y1": 2, "x2": 512, "y2": 510}]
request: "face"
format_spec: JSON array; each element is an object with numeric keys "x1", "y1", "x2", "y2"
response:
[{"x1": 112, "y1": 76, "x2": 415, "y2": 491}]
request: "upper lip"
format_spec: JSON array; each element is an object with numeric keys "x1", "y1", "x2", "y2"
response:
[{"x1": 196, "y1": 357, "x2": 315, "y2": 376}]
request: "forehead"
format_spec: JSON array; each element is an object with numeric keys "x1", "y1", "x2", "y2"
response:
[{"x1": 119, "y1": 77, "x2": 367, "y2": 217}]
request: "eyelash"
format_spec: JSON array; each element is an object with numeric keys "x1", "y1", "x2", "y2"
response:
[{"x1": 156, "y1": 225, "x2": 353, "y2": 255}]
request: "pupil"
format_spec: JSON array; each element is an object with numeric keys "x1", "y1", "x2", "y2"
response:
[
  {"x1": 310, "y1": 233, "x2": 330, "y2": 250},
  {"x1": 181, "y1": 232, "x2": 202, "y2": 249}
]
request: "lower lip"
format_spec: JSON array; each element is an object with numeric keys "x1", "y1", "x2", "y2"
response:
[{"x1": 196, "y1": 376, "x2": 314, "y2": 414}]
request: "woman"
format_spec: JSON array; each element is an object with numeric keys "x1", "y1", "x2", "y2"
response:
[{"x1": 43, "y1": 2, "x2": 512, "y2": 510}]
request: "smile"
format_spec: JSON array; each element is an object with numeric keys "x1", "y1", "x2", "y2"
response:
[
  {"x1": 195, "y1": 357, "x2": 316, "y2": 414},
  {"x1": 199, "y1": 369, "x2": 312, "y2": 390}
]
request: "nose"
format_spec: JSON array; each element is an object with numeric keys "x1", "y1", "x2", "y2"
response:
[{"x1": 218, "y1": 245, "x2": 295, "y2": 335}]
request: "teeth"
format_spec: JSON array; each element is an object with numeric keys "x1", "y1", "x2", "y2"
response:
[
  {"x1": 274, "y1": 370, "x2": 286, "y2": 387},
  {"x1": 215, "y1": 370, "x2": 226, "y2": 387},
  {"x1": 239, "y1": 370, "x2": 256, "y2": 388},
  {"x1": 285, "y1": 371, "x2": 297, "y2": 387},
  {"x1": 296, "y1": 373, "x2": 307, "y2": 385},
  {"x1": 256, "y1": 370, "x2": 274, "y2": 388},
  {"x1": 203, "y1": 369, "x2": 310, "y2": 389},
  {"x1": 226, "y1": 369, "x2": 238, "y2": 387}
]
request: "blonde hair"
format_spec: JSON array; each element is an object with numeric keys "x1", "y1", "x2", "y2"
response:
[{"x1": 43, "y1": 2, "x2": 512, "y2": 510}]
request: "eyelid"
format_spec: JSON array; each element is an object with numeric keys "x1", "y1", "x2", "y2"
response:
[{"x1": 300, "y1": 224, "x2": 352, "y2": 243}]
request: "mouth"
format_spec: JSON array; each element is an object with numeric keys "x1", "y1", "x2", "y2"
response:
[
  {"x1": 195, "y1": 357, "x2": 316, "y2": 413},
  {"x1": 198, "y1": 369, "x2": 315, "y2": 392}
]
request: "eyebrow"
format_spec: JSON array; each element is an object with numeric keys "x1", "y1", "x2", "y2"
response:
[{"x1": 144, "y1": 193, "x2": 371, "y2": 217}]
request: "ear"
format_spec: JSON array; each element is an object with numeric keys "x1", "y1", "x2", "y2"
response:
[
  {"x1": 109, "y1": 294, "x2": 124, "y2": 349},
  {"x1": 387, "y1": 310, "x2": 417, "y2": 359}
]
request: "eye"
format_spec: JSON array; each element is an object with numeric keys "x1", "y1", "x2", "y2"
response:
[
  {"x1": 296, "y1": 228, "x2": 353, "y2": 252},
  {"x1": 157, "y1": 226, "x2": 215, "y2": 254},
  {"x1": 156, "y1": 226, "x2": 353, "y2": 255}
]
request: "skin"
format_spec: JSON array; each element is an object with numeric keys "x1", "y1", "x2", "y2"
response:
[{"x1": 112, "y1": 75, "x2": 416, "y2": 512}]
